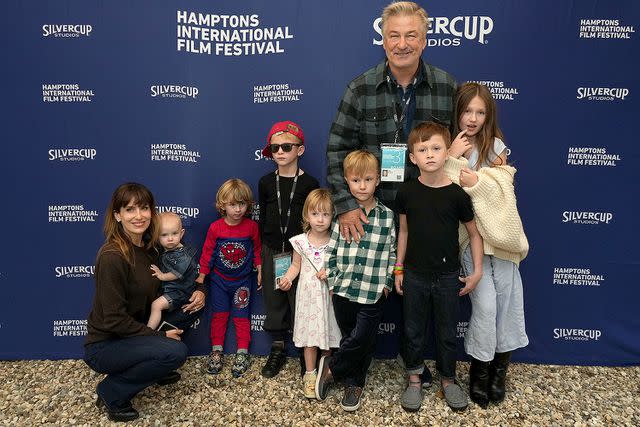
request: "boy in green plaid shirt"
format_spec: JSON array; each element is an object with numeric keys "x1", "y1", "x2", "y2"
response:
[{"x1": 315, "y1": 150, "x2": 396, "y2": 411}]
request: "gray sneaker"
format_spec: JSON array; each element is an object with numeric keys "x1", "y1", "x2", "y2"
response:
[
  {"x1": 400, "y1": 382, "x2": 423, "y2": 412},
  {"x1": 442, "y1": 382, "x2": 468, "y2": 411},
  {"x1": 396, "y1": 354, "x2": 432, "y2": 389}
]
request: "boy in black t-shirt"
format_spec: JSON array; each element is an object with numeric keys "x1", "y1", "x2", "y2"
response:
[
  {"x1": 394, "y1": 122, "x2": 484, "y2": 412},
  {"x1": 258, "y1": 121, "x2": 320, "y2": 378}
]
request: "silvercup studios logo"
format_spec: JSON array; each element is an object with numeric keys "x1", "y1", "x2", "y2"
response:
[
  {"x1": 48, "y1": 148, "x2": 97, "y2": 162},
  {"x1": 378, "y1": 322, "x2": 396, "y2": 335},
  {"x1": 42, "y1": 24, "x2": 92, "y2": 38},
  {"x1": 562, "y1": 211, "x2": 613, "y2": 225},
  {"x1": 576, "y1": 87, "x2": 629, "y2": 101},
  {"x1": 553, "y1": 328, "x2": 601, "y2": 341},
  {"x1": 157, "y1": 206, "x2": 200, "y2": 219},
  {"x1": 373, "y1": 15, "x2": 494, "y2": 46},
  {"x1": 54, "y1": 265, "x2": 95, "y2": 278},
  {"x1": 150, "y1": 84, "x2": 199, "y2": 99}
]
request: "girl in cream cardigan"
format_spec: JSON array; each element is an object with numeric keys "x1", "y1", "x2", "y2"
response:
[{"x1": 446, "y1": 82, "x2": 529, "y2": 409}]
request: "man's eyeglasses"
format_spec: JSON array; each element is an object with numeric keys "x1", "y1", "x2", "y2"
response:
[{"x1": 269, "y1": 143, "x2": 301, "y2": 153}]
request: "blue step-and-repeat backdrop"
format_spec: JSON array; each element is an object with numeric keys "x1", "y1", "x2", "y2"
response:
[{"x1": 2, "y1": 1, "x2": 638, "y2": 365}]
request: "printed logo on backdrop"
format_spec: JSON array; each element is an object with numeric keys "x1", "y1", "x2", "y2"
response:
[
  {"x1": 468, "y1": 80, "x2": 519, "y2": 101},
  {"x1": 150, "y1": 84, "x2": 199, "y2": 99},
  {"x1": 577, "y1": 87, "x2": 629, "y2": 102},
  {"x1": 378, "y1": 322, "x2": 396, "y2": 335},
  {"x1": 578, "y1": 19, "x2": 635, "y2": 39},
  {"x1": 562, "y1": 211, "x2": 613, "y2": 225},
  {"x1": 253, "y1": 83, "x2": 303, "y2": 104},
  {"x1": 456, "y1": 321, "x2": 468, "y2": 338},
  {"x1": 43, "y1": 84, "x2": 95, "y2": 103},
  {"x1": 42, "y1": 24, "x2": 92, "y2": 38},
  {"x1": 553, "y1": 328, "x2": 601, "y2": 342},
  {"x1": 157, "y1": 205, "x2": 200, "y2": 220},
  {"x1": 373, "y1": 16, "x2": 494, "y2": 47},
  {"x1": 251, "y1": 314, "x2": 266, "y2": 331},
  {"x1": 53, "y1": 319, "x2": 87, "y2": 337},
  {"x1": 48, "y1": 148, "x2": 97, "y2": 162},
  {"x1": 176, "y1": 11, "x2": 294, "y2": 56},
  {"x1": 48, "y1": 205, "x2": 99, "y2": 223},
  {"x1": 567, "y1": 147, "x2": 621, "y2": 167},
  {"x1": 151, "y1": 144, "x2": 201, "y2": 163},
  {"x1": 250, "y1": 204, "x2": 260, "y2": 222},
  {"x1": 553, "y1": 267, "x2": 604, "y2": 287},
  {"x1": 54, "y1": 265, "x2": 95, "y2": 279}
]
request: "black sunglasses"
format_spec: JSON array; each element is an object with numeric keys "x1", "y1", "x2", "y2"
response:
[{"x1": 269, "y1": 143, "x2": 301, "y2": 153}]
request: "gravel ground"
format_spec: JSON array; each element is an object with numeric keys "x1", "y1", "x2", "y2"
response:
[{"x1": 1, "y1": 357, "x2": 638, "y2": 426}]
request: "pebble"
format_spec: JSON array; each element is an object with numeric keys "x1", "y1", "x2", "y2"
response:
[{"x1": 0, "y1": 358, "x2": 638, "y2": 426}]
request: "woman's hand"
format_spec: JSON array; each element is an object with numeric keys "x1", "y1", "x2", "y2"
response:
[
  {"x1": 181, "y1": 290, "x2": 205, "y2": 313},
  {"x1": 165, "y1": 329, "x2": 183, "y2": 341}
]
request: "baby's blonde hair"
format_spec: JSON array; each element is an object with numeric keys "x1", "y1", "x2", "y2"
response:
[{"x1": 301, "y1": 189, "x2": 334, "y2": 232}]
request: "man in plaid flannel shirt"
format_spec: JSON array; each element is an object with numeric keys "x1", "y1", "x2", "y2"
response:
[
  {"x1": 326, "y1": 1, "x2": 456, "y2": 243},
  {"x1": 315, "y1": 150, "x2": 396, "y2": 412}
]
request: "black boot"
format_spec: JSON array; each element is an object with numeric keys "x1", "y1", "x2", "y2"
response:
[
  {"x1": 261, "y1": 342, "x2": 287, "y2": 378},
  {"x1": 488, "y1": 352, "x2": 511, "y2": 403},
  {"x1": 469, "y1": 358, "x2": 490, "y2": 408}
]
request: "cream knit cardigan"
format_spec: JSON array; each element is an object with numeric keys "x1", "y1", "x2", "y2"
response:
[{"x1": 444, "y1": 156, "x2": 529, "y2": 266}]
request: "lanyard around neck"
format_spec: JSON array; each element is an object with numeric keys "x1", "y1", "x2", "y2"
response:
[
  {"x1": 275, "y1": 168, "x2": 299, "y2": 252},
  {"x1": 388, "y1": 74, "x2": 417, "y2": 144}
]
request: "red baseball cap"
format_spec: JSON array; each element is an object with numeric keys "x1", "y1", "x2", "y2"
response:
[{"x1": 262, "y1": 121, "x2": 305, "y2": 158}]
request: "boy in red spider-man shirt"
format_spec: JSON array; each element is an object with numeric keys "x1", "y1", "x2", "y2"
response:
[{"x1": 195, "y1": 179, "x2": 262, "y2": 378}]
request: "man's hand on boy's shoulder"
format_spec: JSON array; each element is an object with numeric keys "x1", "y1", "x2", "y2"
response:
[
  {"x1": 458, "y1": 272, "x2": 482, "y2": 296},
  {"x1": 338, "y1": 209, "x2": 369, "y2": 243}
]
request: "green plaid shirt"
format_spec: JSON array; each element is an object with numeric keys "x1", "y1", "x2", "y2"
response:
[
  {"x1": 324, "y1": 199, "x2": 396, "y2": 304},
  {"x1": 327, "y1": 59, "x2": 456, "y2": 214}
]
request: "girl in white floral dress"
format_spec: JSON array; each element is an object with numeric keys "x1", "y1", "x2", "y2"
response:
[{"x1": 279, "y1": 189, "x2": 341, "y2": 399}]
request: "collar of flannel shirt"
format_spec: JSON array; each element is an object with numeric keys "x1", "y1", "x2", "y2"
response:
[{"x1": 377, "y1": 59, "x2": 428, "y2": 91}]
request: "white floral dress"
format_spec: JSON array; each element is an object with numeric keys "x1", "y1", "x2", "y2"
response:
[{"x1": 290, "y1": 233, "x2": 341, "y2": 349}]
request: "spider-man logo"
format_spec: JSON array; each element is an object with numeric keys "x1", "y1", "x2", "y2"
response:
[
  {"x1": 234, "y1": 286, "x2": 250, "y2": 309},
  {"x1": 219, "y1": 242, "x2": 247, "y2": 269}
]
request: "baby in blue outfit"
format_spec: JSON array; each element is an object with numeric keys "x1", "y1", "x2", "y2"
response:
[{"x1": 147, "y1": 212, "x2": 199, "y2": 329}]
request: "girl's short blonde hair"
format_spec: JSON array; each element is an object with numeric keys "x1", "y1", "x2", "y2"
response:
[
  {"x1": 215, "y1": 178, "x2": 254, "y2": 216},
  {"x1": 301, "y1": 188, "x2": 334, "y2": 232}
]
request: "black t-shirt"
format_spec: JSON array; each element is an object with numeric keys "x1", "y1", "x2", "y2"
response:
[
  {"x1": 258, "y1": 171, "x2": 319, "y2": 252},
  {"x1": 395, "y1": 179, "x2": 474, "y2": 273}
]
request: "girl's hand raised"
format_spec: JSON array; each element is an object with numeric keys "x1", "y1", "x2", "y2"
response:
[{"x1": 449, "y1": 129, "x2": 471, "y2": 159}]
